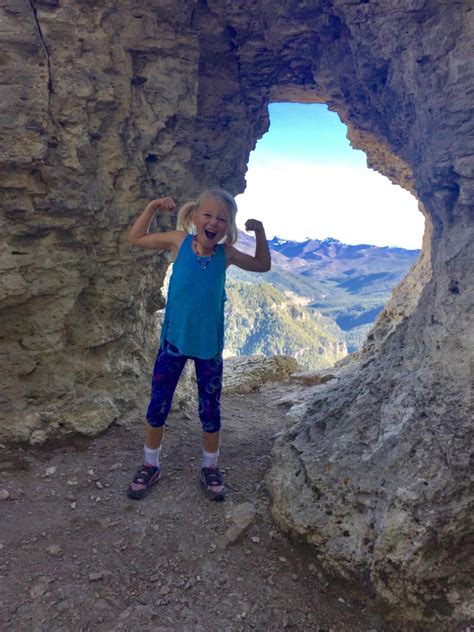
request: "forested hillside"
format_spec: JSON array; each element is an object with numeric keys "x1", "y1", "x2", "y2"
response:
[{"x1": 224, "y1": 280, "x2": 347, "y2": 370}]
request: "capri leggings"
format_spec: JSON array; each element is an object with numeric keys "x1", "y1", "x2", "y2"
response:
[{"x1": 146, "y1": 340, "x2": 223, "y2": 433}]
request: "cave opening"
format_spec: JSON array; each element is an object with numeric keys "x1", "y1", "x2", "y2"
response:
[{"x1": 225, "y1": 102, "x2": 426, "y2": 361}]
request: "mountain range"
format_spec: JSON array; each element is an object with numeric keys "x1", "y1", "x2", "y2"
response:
[{"x1": 227, "y1": 232, "x2": 420, "y2": 355}]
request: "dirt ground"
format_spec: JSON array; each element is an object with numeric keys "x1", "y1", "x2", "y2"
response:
[{"x1": 0, "y1": 385, "x2": 459, "y2": 631}]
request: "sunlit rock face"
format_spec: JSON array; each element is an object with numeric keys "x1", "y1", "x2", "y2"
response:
[
  {"x1": 1, "y1": 0, "x2": 472, "y2": 621},
  {"x1": 1, "y1": 0, "x2": 265, "y2": 443}
]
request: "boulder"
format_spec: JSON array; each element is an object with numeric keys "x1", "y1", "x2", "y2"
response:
[{"x1": 223, "y1": 355, "x2": 300, "y2": 394}]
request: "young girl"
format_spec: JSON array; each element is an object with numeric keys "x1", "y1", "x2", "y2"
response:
[{"x1": 127, "y1": 189, "x2": 271, "y2": 501}]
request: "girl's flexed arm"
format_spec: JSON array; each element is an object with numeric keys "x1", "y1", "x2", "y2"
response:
[
  {"x1": 128, "y1": 197, "x2": 183, "y2": 252},
  {"x1": 227, "y1": 219, "x2": 271, "y2": 272}
]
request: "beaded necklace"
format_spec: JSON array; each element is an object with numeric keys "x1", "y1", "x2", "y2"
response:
[{"x1": 192, "y1": 236, "x2": 216, "y2": 269}]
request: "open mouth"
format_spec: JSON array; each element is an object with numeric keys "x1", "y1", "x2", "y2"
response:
[{"x1": 205, "y1": 230, "x2": 217, "y2": 240}]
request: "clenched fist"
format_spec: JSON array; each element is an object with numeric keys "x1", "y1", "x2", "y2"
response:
[
  {"x1": 244, "y1": 219, "x2": 265, "y2": 234},
  {"x1": 146, "y1": 197, "x2": 176, "y2": 214}
]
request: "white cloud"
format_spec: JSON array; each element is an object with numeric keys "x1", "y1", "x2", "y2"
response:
[{"x1": 236, "y1": 159, "x2": 425, "y2": 249}]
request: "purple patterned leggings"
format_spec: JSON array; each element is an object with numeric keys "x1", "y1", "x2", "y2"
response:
[{"x1": 146, "y1": 341, "x2": 223, "y2": 433}]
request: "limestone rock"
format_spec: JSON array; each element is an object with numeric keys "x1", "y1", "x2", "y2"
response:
[
  {"x1": 289, "y1": 371, "x2": 336, "y2": 387},
  {"x1": 223, "y1": 356, "x2": 300, "y2": 394},
  {"x1": 267, "y1": 354, "x2": 473, "y2": 621}
]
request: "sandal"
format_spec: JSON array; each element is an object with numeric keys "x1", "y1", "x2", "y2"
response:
[
  {"x1": 127, "y1": 464, "x2": 160, "y2": 500},
  {"x1": 200, "y1": 466, "x2": 225, "y2": 501}
]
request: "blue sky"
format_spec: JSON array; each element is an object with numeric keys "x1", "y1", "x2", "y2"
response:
[{"x1": 236, "y1": 103, "x2": 424, "y2": 249}]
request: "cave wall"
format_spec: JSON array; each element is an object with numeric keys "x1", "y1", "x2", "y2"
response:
[
  {"x1": 1, "y1": 0, "x2": 473, "y2": 621},
  {"x1": 1, "y1": 0, "x2": 268, "y2": 442},
  {"x1": 262, "y1": 0, "x2": 474, "y2": 622}
]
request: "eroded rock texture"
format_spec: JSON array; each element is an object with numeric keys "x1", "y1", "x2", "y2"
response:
[{"x1": 1, "y1": 0, "x2": 472, "y2": 622}]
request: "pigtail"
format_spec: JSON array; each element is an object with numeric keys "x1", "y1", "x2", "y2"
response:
[
  {"x1": 177, "y1": 201, "x2": 197, "y2": 234},
  {"x1": 225, "y1": 224, "x2": 238, "y2": 246}
]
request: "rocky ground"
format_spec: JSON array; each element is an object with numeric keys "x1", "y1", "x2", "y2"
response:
[{"x1": 0, "y1": 383, "x2": 462, "y2": 631}]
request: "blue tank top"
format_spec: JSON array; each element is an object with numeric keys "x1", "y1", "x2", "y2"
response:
[{"x1": 160, "y1": 234, "x2": 227, "y2": 359}]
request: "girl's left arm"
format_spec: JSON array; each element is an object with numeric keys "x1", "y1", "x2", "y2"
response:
[{"x1": 226, "y1": 219, "x2": 271, "y2": 272}]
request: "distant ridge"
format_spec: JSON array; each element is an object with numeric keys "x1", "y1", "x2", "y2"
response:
[
  {"x1": 237, "y1": 230, "x2": 419, "y2": 290},
  {"x1": 232, "y1": 230, "x2": 420, "y2": 352}
]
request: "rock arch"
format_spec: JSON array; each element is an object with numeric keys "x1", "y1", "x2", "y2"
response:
[{"x1": 1, "y1": 0, "x2": 472, "y2": 622}]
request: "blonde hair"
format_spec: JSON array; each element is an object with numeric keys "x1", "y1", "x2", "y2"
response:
[{"x1": 176, "y1": 189, "x2": 238, "y2": 245}]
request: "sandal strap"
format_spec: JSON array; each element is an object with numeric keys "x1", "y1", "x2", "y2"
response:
[
  {"x1": 202, "y1": 468, "x2": 223, "y2": 487},
  {"x1": 133, "y1": 465, "x2": 158, "y2": 484}
]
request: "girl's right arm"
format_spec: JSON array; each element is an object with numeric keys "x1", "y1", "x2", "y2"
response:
[{"x1": 128, "y1": 197, "x2": 184, "y2": 255}]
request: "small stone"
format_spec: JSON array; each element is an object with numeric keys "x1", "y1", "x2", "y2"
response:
[
  {"x1": 70, "y1": 502, "x2": 76, "y2": 510},
  {"x1": 224, "y1": 525, "x2": 244, "y2": 544},
  {"x1": 46, "y1": 544, "x2": 62, "y2": 556},
  {"x1": 229, "y1": 502, "x2": 257, "y2": 527},
  {"x1": 0, "y1": 489, "x2": 10, "y2": 501},
  {"x1": 96, "y1": 481, "x2": 104, "y2": 489},
  {"x1": 30, "y1": 430, "x2": 48, "y2": 445},
  {"x1": 110, "y1": 463, "x2": 122, "y2": 471},
  {"x1": 159, "y1": 585, "x2": 170, "y2": 595},
  {"x1": 88, "y1": 572, "x2": 104, "y2": 581},
  {"x1": 291, "y1": 573, "x2": 298, "y2": 581},
  {"x1": 338, "y1": 597, "x2": 345, "y2": 604},
  {"x1": 67, "y1": 478, "x2": 78, "y2": 486},
  {"x1": 30, "y1": 582, "x2": 48, "y2": 599},
  {"x1": 94, "y1": 598, "x2": 112, "y2": 611},
  {"x1": 88, "y1": 469, "x2": 95, "y2": 476},
  {"x1": 224, "y1": 502, "x2": 257, "y2": 545},
  {"x1": 278, "y1": 556, "x2": 287, "y2": 562},
  {"x1": 44, "y1": 467, "x2": 56, "y2": 477},
  {"x1": 251, "y1": 536, "x2": 261, "y2": 543}
]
